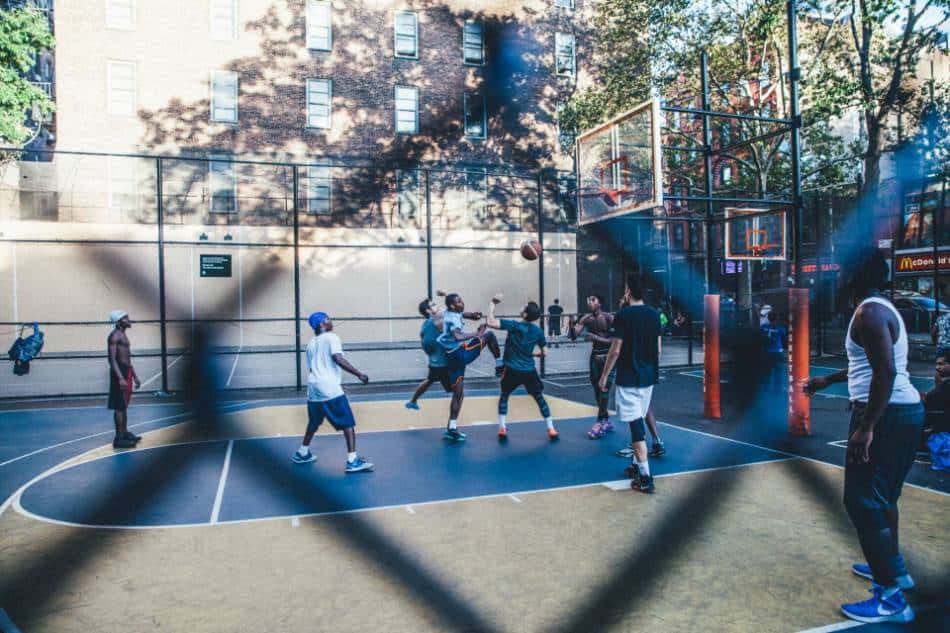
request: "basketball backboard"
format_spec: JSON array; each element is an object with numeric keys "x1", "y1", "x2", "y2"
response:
[
  {"x1": 724, "y1": 208, "x2": 786, "y2": 260},
  {"x1": 575, "y1": 99, "x2": 663, "y2": 225}
]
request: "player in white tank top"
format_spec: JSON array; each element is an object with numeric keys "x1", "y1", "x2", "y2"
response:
[
  {"x1": 803, "y1": 249, "x2": 923, "y2": 624},
  {"x1": 845, "y1": 296, "x2": 919, "y2": 405}
]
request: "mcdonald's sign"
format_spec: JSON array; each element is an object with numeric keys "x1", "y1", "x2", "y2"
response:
[{"x1": 895, "y1": 253, "x2": 950, "y2": 274}]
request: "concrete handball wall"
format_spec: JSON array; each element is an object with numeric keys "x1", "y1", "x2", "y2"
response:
[{"x1": 0, "y1": 219, "x2": 577, "y2": 355}]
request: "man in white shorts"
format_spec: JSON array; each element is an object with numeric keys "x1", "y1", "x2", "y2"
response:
[{"x1": 599, "y1": 274, "x2": 662, "y2": 493}]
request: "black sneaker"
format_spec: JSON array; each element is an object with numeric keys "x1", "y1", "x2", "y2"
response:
[
  {"x1": 113, "y1": 435, "x2": 136, "y2": 449},
  {"x1": 442, "y1": 429, "x2": 467, "y2": 443},
  {"x1": 635, "y1": 474, "x2": 655, "y2": 494},
  {"x1": 623, "y1": 463, "x2": 641, "y2": 484},
  {"x1": 123, "y1": 431, "x2": 142, "y2": 443},
  {"x1": 650, "y1": 441, "x2": 666, "y2": 457}
]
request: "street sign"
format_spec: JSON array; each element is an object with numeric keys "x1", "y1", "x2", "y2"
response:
[{"x1": 200, "y1": 254, "x2": 232, "y2": 278}]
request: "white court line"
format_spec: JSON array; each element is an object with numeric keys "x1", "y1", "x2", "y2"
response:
[
  {"x1": 11, "y1": 410, "x2": 948, "y2": 531},
  {"x1": 655, "y1": 419, "x2": 950, "y2": 498},
  {"x1": 0, "y1": 607, "x2": 23, "y2": 633},
  {"x1": 509, "y1": 494, "x2": 522, "y2": 503},
  {"x1": 0, "y1": 401, "x2": 248, "y2": 469},
  {"x1": 209, "y1": 440, "x2": 234, "y2": 525},
  {"x1": 827, "y1": 440, "x2": 849, "y2": 448},
  {"x1": 226, "y1": 351, "x2": 242, "y2": 387},
  {"x1": 138, "y1": 354, "x2": 184, "y2": 389}
]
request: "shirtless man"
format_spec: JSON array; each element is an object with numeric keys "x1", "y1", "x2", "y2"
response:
[
  {"x1": 107, "y1": 310, "x2": 141, "y2": 449},
  {"x1": 573, "y1": 295, "x2": 617, "y2": 438}
]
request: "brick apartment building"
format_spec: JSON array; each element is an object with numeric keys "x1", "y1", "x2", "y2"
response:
[{"x1": 16, "y1": 0, "x2": 594, "y2": 231}]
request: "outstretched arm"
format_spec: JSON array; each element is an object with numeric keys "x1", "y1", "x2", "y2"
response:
[
  {"x1": 486, "y1": 295, "x2": 502, "y2": 329},
  {"x1": 572, "y1": 314, "x2": 590, "y2": 338},
  {"x1": 333, "y1": 353, "x2": 369, "y2": 384}
]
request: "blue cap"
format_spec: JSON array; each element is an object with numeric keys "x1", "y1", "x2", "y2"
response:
[{"x1": 308, "y1": 312, "x2": 328, "y2": 331}]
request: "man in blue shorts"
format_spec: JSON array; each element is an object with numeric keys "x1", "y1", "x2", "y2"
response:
[
  {"x1": 439, "y1": 292, "x2": 502, "y2": 442},
  {"x1": 486, "y1": 295, "x2": 558, "y2": 440},
  {"x1": 292, "y1": 312, "x2": 373, "y2": 472}
]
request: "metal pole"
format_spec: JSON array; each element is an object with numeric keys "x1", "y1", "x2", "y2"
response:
[
  {"x1": 934, "y1": 178, "x2": 944, "y2": 324},
  {"x1": 292, "y1": 166, "x2": 302, "y2": 392},
  {"x1": 787, "y1": 0, "x2": 803, "y2": 287},
  {"x1": 537, "y1": 172, "x2": 546, "y2": 377},
  {"x1": 814, "y1": 191, "x2": 823, "y2": 357},
  {"x1": 700, "y1": 51, "x2": 716, "y2": 295},
  {"x1": 156, "y1": 158, "x2": 169, "y2": 395},
  {"x1": 425, "y1": 169, "x2": 433, "y2": 299}
]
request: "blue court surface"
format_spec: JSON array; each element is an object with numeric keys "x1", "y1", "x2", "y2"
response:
[{"x1": 16, "y1": 415, "x2": 789, "y2": 528}]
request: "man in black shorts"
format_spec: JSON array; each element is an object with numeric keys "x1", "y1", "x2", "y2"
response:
[
  {"x1": 547, "y1": 299, "x2": 564, "y2": 346},
  {"x1": 573, "y1": 294, "x2": 617, "y2": 439},
  {"x1": 487, "y1": 295, "x2": 558, "y2": 440},
  {"x1": 107, "y1": 310, "x2": 141, "y2": 449}
]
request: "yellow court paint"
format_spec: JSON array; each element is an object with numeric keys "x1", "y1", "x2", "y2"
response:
[{"x1": 77, "y1": 395, "x2": 599, "y2": 461}]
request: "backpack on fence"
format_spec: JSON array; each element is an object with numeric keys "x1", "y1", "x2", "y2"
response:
[{"x1": 6, "y1": 323, "x2": 44, "y2": 376}]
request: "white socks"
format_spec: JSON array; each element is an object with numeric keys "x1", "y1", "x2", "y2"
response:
[
  {"x1": 347, "y1": 451, "x2": 357, "y2": 462},
  {"x1": 298, "y1": 445, "x2": 309, "y2": 455},
  {"x1": 545, "y1": 418, "x2": 554, "y2": 430},
  {"x1": 448, "y1": 419, "x2": 458, "y2": 430},
  {"x1": 498, "y1": 415, "x2": 507, "y2": 429},
  {"x1": 637, "y1": 460, "x2": 650, "y2": 477}
]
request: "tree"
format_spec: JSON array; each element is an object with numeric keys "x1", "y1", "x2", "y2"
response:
[
  {"x1": 0, "y1": 3, "x2": 54, "y2": 150},
  {"x1": 801, "y1": 0, "x2": 950, "y2": 193}
]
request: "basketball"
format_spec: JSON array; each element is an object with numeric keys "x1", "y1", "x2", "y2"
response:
[{"x1": 520, "y1": 239, "x2": 542, "y2": 261}]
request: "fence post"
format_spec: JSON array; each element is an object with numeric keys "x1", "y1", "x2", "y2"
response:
[
  {"x1": 425, "y1": 169, "x2": 433, "y2": 299},
  {"x1": 293, "y1": 166, "x2": 302, "y2": 392},
  {"x1": 536, "y1": 172, "x2": 546, "y2": 377},
  {"x1": 156, "y1": 157, "x2": 169, "y2": 396}
]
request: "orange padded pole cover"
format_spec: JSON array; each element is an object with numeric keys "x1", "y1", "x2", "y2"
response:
[
  {"x1": 788, "y1": 288, "x2": 811, "y2": 435},
  {"x1": 703, "y1": 294, "x2": 721, "y2": 419}
]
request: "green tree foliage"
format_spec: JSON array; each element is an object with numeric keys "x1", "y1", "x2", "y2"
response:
[
  {"x1": 799, "y1": 0, "x2": 948, "y2": 190},
  {"x1": 0, "y1": 4, "x2": 55, "y2": 147}
]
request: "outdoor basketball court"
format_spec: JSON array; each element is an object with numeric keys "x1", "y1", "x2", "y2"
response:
[{"x1": 1, "y1": 371, "x2": 948, "y2": 632}]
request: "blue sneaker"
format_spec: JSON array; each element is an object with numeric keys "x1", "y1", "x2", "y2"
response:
[
  {"x1": 851, "y1": 563, "x2": 914, "y2": 590},
  {"x1": 292, "y1": 450, "x2": 316, "y2": 464},
  {"x1": 345, "y1": 456, "x2": 374, "y2": 473},
  {"x1": 404, "y1": 401, "x2": 420, "y2": 410},
  {"x1": 442, "y1": 429, "x2": 466, "y2": 442},
  {"x1": 840, "y1": 585, "x2": 914, "y2": 624}
]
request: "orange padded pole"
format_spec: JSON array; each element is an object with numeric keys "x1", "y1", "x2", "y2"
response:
[
  {"x1": 788, "y1": 288, "x2": 810, "y2": 435},
  {"x1": 703, "y1": 294, "x2": 721, "y2": 419}
]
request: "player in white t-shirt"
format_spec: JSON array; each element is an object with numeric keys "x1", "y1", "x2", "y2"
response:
[{"x1": 292, "y1": 312, "x2": 373, "y2": 472}]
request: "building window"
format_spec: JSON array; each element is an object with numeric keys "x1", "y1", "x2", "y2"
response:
[
  {"x1": 306, "y1": 79, "x2": 331, "y2": 129},
  {"x1": 211, "y1": 70, "x2": 238, "y2": 123},
  {"x1": 395, "y1": 85, "x2": 418, "y2": 134},
  {"x1": 555, "y1": 32, "x2": 575, "y2": 76},
  {"x1": 722, "y1": 165, "x2": 732, "y2": 184},
  {"x1": 397, "y1": 169, "x2": 421, "y2": 220},
  {"x1": 211, "y1": 0, "x2": 237, "y2": 40},
  {"x1": 555, "y1": 0, "x2": 574, "y2": 8},
  {"x1": 106, "y1": 0, "x2": 135, "y2": 30},
  {"x1": 307, "y1": 166, "x2": 332, "y2": 215},
  {"x1": 108, "y1": 156, "x2": 137, "y2": 210},
  {"x1": 464, "y1": 92, "x2": 486, "y2": 139},
  {"x1": 209, "y1": 154, "x2": 237, "y2": 214},
  {"x1": 107, "y1": 61, "x2": 136, "y2": 116},
  {"x1": 394, "y1": 11, "x2": 418, "y2": 58},
  {"x1": 463, "y1": 20, "x2": 484, "y2": 64},
  {"x1": 306, "y1": 0, "x2": 331, "y2": 51}
]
